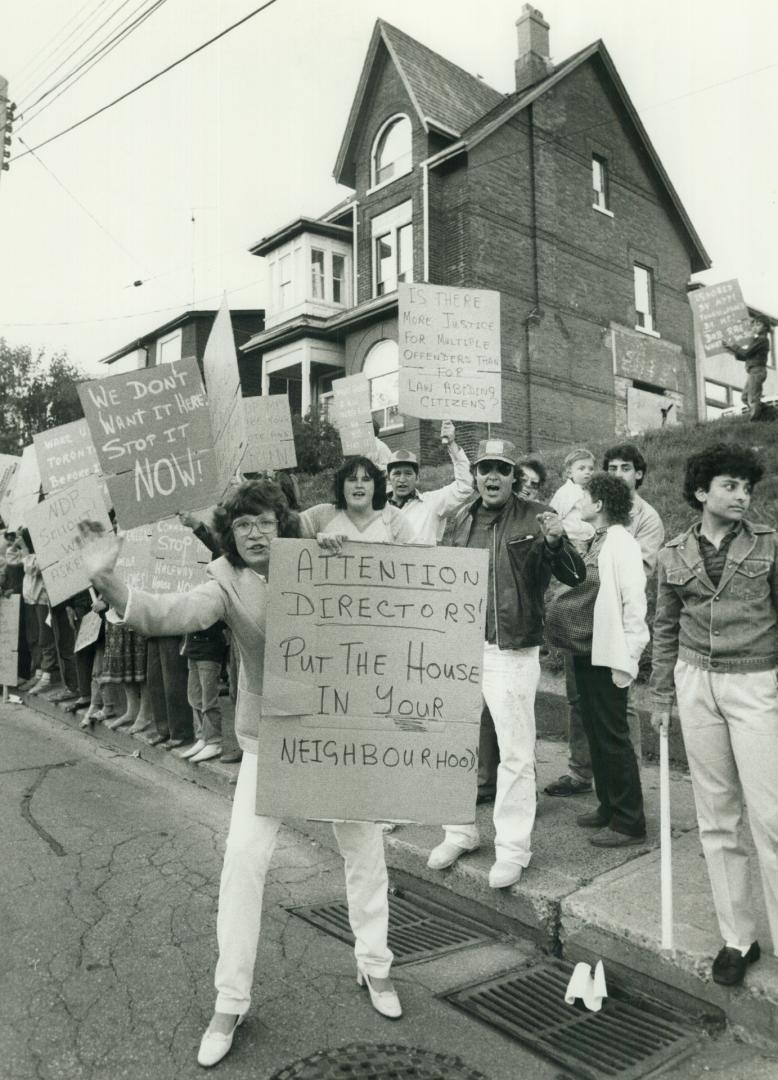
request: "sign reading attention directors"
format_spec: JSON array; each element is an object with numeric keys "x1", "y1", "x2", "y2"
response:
[{"x1": 398, "y1": 283, "x2": 502, "y2": 423}]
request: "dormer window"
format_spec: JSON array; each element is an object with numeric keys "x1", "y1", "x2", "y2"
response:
[{"x1": 371, "y1": 115, "x2": 412, "y2": 188}]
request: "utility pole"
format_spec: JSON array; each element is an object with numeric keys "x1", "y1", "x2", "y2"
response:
[{"x1": 0, "y1": 76, "x2": 15, "y2": 183}]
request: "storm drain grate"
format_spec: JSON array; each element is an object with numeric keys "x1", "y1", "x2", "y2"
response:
[
  {"x1": 445, "y1": 959, "x2": 700, "y2": 1080},
  {"x1": 288, "y1": 889, "x2": 497, "y2": 964},
  {"x1": 269, "y1": 1042, "x2": 489, "y2": 1080}
]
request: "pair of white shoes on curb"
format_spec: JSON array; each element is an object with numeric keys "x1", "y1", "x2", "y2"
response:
[
  {"x1": 175, "y1": 739, "x2": 222, "y2": 763},
  {"x1": 426, "y1": 840, "x2": 523, "y2": 889},
  {"x1": 197, "y1": 1012, "x2": 245, "y2": 1068},
  {"x1": 357, "y1": 969, "x2": 402, "y2": 1019}
]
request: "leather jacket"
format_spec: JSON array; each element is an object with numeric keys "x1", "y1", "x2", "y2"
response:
[{"x1": 441, "y1": 494, "x2": 586, "y2": 650}]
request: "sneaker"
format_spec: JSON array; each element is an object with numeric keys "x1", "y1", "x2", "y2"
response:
[
  {"x1": 544, "y1": 774, "x2": 593, "y2": 797},
  {"x1": 427, "y1": 839, "x2": 479, "y2": 870},
  {"x1": 488, "y1": 861, "x2": 523, "y2": 889},
  {"x1": 189, "y1": 742, "x2": 222, "y2": 764},
  {"x1": 28, "y1": 673, "x2": 53, "y2": 696},
  {"x1": 712, "y1": 942, "x2": 760, "y2": 986},
  {"x1": 589, "y1": 828, "x2": 647, "y2": 848},
  {"x1": 175, "y1": 739, "x2": 207, "y2": 760}
]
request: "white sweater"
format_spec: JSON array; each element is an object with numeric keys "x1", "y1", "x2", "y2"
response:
[{"x1": 591, "y1": 524, "x2": 649, "y2": 679}]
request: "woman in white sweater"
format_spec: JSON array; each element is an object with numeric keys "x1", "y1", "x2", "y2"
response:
[{"x1": 546, "y1": 472, "x2": 649, "y2": 848}]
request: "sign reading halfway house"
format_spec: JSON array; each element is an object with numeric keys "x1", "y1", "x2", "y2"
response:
[
  {"x1": 33, "y1": 419, "x2": 101, "y2": 494},
  {"x1": 25, "y1": 474, "x2": 112, "y2": 606},
  {"x1": 256, "y1": 540, "x2": 488, "y2": 824},
  {"x1": 241, "y1": 395, "x2": 298, "y2": 472},
  {"x1": 149, "y1": 517, "x2": 211, "y2": 594},
  {"x1": 688, "y1": 279, "x2": 753, "y2": 358},
  {"x1": 78, "y1": 358, "x2": 219, "y2": 529},
  {"x1": 398, "y1": 283, "x2": 502, "y2": 423},
  {"x1": 0, "y1": 595, "x2": 20, "y2": 686},
  {"x1": 203, "y1": 295, "x2": 247, "y2": 495},
  {"x1": 331, "y1": 374, "x2": 375, "y2": 456}
]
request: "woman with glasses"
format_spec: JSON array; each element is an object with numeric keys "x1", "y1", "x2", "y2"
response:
[
  {"x1": 516, "y1": 455, "x2": 547, "y2": 501},
  {"x1": 77, "y1": 478, "x2": 404, "y2": 1068}
]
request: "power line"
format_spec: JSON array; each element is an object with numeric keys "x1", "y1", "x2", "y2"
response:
[
  {"x1": 17, "y1": 135, "x2": 148, "y2": 273},
  {"x1": 16, "y1": 0, "x2": 171, "y2": 136},
  {"x1": 11, "y1": 0, "x2": 114, "y2": 94},
  {"x1": 9, "y1": 0, "x2": 282, "y2": 163}
]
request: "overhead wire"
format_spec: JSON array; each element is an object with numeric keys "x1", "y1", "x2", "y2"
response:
[
  {"x1": 11, "y1": 0, "x2": 114, "y2": 96},
  {"x1": 16, "y1": 0, "x2": 171, "y2": 135},
  {"x1": 9, "y1": 0, "x2": 282, "y2": 163}
]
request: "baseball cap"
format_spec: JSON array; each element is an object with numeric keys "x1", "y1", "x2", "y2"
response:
[
  {"x1": 473, "y1": 439, "x2": 518, "y2": 467},
  {"x1": 386, "y1": 449, "x2": 419, "y2": 473}
]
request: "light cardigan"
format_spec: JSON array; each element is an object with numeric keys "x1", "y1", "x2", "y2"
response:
[
  {"x1": 591, "y1": 524, "x2": 649, "y2": 679},
  {"x1": 124, "y1": 557, "x2": 268, "y2": 754}
]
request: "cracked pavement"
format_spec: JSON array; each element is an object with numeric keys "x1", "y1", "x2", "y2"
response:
[{"x1": 2, "y1": 701, "x2": 777, "y2": 1080}]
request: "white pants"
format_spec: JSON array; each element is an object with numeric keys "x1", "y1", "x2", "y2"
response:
[
  {"x1": 214, "y1": 752, "x2": 393, "y2": 1014},
  {"x1": 443, "y1": 644, "x2": 539, "y2": 867},
  {"x1": 675, "y1": 660, "x2": 778, "y2": 954}
]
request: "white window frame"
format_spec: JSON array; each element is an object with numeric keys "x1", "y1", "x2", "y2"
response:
[
  {"x1": 311, "y1": 248, "x2": 325, "y2": 300},
  {"x1": 278, "y1": 253, "x2": 293, "y2": 310},
  {"x1": 331, "y1": 252, "x2": 347, "y2": 306},
  {"x1": 362, "y1": 339, "x2": 403, "y2": 433},
  {"x1": 592, "y1": 154, "x2": 613, "y2": 217},
  {"x1": 634, "y1": 263, "x2": 659, "y2": 336},
  {"x1": 371, "y1": 200, "x2": 413, "y2": 298},
  {"x1": 156, "y1": 328, "x2": 182, "y2": 366},
  {"x1": 369, "y1": 113, "x2": 412, "y2": 194}
]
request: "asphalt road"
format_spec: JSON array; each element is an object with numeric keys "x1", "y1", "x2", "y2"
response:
[{"x1": 2, "y1": 700, "x2": 777, "y2": 1080}]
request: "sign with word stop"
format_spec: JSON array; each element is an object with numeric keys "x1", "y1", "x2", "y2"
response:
[{"x1": 257, "y1": 540, "x2": 488, "y2": 823}]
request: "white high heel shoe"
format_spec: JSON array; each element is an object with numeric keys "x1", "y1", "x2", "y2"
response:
[
  {"x1": 197, "y1": 1012, "x2": 245, "y2": 1067},
  {"x1": 357, "y1": 970, "x2": 402, "y2": 1019}
]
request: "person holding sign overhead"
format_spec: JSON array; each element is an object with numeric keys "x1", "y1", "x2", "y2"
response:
[
  {"x1": 77, "y1": 478, "x2": 403, "y2": 1069},
  {"x1": 426, "y1": 440, "x2": 586, "y2": 889}
]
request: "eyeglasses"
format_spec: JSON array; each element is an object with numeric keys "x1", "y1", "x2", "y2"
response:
[
  {"x1": 231, "y1": 516, "x2": 279, "y2": 537},
  {"x1": 522, "y1": 479, "x2": 541, "y2": 490},
  {"x1": 476, "y1": 461, "x2": 513, "y2": 477}
]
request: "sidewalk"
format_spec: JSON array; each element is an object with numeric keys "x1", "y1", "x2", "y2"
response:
[{"x1": 19, "y1": 687, "x2": 778, "y2": 1045}]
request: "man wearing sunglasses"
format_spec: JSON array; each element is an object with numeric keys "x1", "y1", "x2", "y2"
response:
[{"x1": 428, "y1": 439, "x2": 586, "y2": 889}]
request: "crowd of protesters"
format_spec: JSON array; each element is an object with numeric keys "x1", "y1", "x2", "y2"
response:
[{"x1": 2, "y1": 421, "x2": 777, "y2": 1065}]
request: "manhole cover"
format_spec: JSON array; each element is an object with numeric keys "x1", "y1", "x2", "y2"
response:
[
  {"x1": 288, "y1": 889, "x2": 497, "y2": 964},
  {"x1": 269, "y1": 1042, "x2": 489, "y2": 1079},
  {"x1": 445, "y1": 959, "x2": 701, "y2": 1079}
]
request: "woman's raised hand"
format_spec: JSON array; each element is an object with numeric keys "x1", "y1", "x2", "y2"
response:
[{"x1": 77, "y1": 520, "x2": 123, "y2": 581}]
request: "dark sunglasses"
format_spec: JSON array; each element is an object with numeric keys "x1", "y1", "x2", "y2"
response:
[{"x1": 476, "y1": 461, "x2": 513, "y2": 477}]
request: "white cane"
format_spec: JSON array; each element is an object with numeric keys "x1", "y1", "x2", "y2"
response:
[{"x1": 659, "y1": 722, "x2": 674, "y2": 954}]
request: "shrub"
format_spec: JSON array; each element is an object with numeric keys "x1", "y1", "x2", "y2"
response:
[{"x1": 291, "y1": 409, "x2": 342, "y2": 474}]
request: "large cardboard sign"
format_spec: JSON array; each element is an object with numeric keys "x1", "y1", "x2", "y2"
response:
[
  {"x1": 203, "y1": 295, "x2": 247, "y2": 496},
  {"x1": 256, "y1": 540, "x2": 488, "y2": 824},
  {"x1": 74, "y1": 611, "x2": 102, "y2": 653},
  {"x1": 0, "y1": 595, "x2": 20, "y2": 686},
  {"x1": 241, "y1": 395, "x2": 297, "y2": 472},
  {"x1": 398, "y1": 283, "x2": 502, "y2": 423},
  {"x1": 116, "y1": 525, "x2": 155, "y2": 590},
  {"x1": 25, "y1": 475, "x2": 112, "y2": 606},
  {"x1": 331, "y1": 374, "x2": 375, "y2": 456},
  {"x1": 33, "y1": 419, "x2": 101, "y2": 494},
  {"x1": 688, "y1": 280, "x2": 753, "y2": 358},
  {"x1": 3, "y1": 445, "x2": 41, "y2": 529},
  {"x1": 149, "y1": 517, "x2": 211, "y2": 594},
  {"x1": 0, "y1": 454, "x2": 20, "y2": 526},
  {"x1": 78, "y1": 357, "x2": 219, "y2": 528}
]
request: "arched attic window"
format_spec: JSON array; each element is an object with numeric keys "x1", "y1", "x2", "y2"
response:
[
  {"x1": 371, "y1": 115, "x2": 412, "y2": 187},
  {"x1": 362, "y1": 339, "x2": 402, "y2": 432}
]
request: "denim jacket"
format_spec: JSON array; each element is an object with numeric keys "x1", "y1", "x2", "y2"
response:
[{"x1": 650, "y1": 519, "x2": 778, "y2": 707}]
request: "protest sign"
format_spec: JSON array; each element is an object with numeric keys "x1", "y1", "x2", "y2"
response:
[
  {"x1": 688, "y1": 280, "x2": 753, "y2": 358},
  {"x1": 241, "y1": 395, "x2": 297, "y2": 472},
  {"x1": 256, "y1": 540, "x2": 488, "y2": 824},
  {"x1": 34, "y1": 419, "x2": 101, "y2": 494},
  {"x1": 116, "y1": 525, "x2": 155, "y2": 590},
  {"x1": 398, "y1": 282, "x2": 502, "y2": 423},
  {"x1": 74, "y1": 610, "x2": 103, "y2": 653},
  {"x1": 331, "y1": 374, "x2": 376, "y2": 456},
  {"x1": 78, "y1": 357, "x2": 219, "y2": 529},
  {"x1": 25, "y1": 475, "x2": 112, "y2": 606},
  {"x1": 0, "y1": 595, "x2": 20, "y2": 686},
  {"x1": 203, "y1": 295, "x2": 247, "y2": 495},
  {"x1": 3, "y1": 445, "x2": 42, "y2": 529},
  {"x1": 149, "y1": 516, "x2": 211, "y2": 594},
  {"x1": 0, "y1": 454, "x2": 20, "y2": 525}
]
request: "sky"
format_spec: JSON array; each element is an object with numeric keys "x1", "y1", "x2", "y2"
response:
[{"x1": 1, "y1": 0, "x2": 776, "y2": 375}]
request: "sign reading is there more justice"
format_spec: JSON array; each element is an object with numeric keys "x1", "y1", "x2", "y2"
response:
[
  {"x1": 398, "y1": 282, "x2": 502, "y2": 423},
  {"x1": 256, "y1": 540, "x2": 488, "y2": 824}
]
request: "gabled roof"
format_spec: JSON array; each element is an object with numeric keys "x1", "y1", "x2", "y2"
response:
[
  {"x1": 334, "y1": 19, "x2": 504, "y2": 187},
  {"x1": 100, "y1": 309, "x2": 264, "y2": 365},
  {"x1": 249, "y1": 217, "x2": 353, "y2": 258}
]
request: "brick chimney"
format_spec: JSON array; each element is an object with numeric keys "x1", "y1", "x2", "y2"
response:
[{"x1": 515, "y1": 5, "x2": 552, "y2": 94}]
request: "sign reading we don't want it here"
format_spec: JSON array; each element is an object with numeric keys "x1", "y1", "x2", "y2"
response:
[{"x1": 257, "y1": 540, "x2": 488, "y2": 825}]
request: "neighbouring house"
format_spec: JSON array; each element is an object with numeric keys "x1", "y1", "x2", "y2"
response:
[
  {"x1": 99, "y1": 308, "x2": 265, "y2": 396},
  {"x1": 689, "y1": 300, "x2": 778, "y2": 420},
  {"x1": 240, "y1": 5, "x2": 710, "y2": 459}
]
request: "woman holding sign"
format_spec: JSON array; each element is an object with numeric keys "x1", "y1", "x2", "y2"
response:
[
  {"x1": 77, "y1": 478, "x2": 402, "y2": 1069},
  {"x1": 299, "y1": 455, "x2": 415, "y2": 545}
]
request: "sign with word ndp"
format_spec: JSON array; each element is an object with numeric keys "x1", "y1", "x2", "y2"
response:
[
  {"x1": 256, "y1": 540, "x2": 488, "y2": 824},
  {"x1": 241, "y1": 395, "x2": 297, "y2": 472},
  {"x1": 331, "y1": 374, "x2": 375, "y2": 456},
  {"x1": 25, "y1": 475, "x2": 112, "y2": 606},
  {"x1": 398, "y1": 283, "x2": 502, "y2": 423},
  {"x1": 688, "y1": 279, "x2": 752, "y2": 358},
  {"x1": 78, "y1": 357, "x2": 219, "y2": 528},
  {"x1": 0, "y1": 595, "x2": 20, "y2": 686},
  {"x1": 34, "y1": 419, "x2": 101, "y2": 494}
]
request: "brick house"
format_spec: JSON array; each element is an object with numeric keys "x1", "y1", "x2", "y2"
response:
[
  {"x1": 241, "y1": 7, "x2": 710, "y2": 460},
  {"x1": 100, "y1": 308, "x2": 265, "y2": 396}
]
